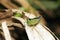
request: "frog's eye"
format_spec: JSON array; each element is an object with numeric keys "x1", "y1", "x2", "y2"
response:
[{"x1": 27, "y1": 16, "x2": 41, "y2": 26}]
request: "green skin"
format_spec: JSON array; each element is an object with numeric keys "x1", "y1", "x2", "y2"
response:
[
  {"x1": 14, "y1": 11, "x2": 41, "y2": 26},
  {"x1": 14, "y1": 12, "x2": 23, "y2": 17},
  {"x1": 27, "y1": 19, "x2": 40, "y2": 26},
  {"x1": 27, "y1": 16, "x2": 41, "y2": 26}
]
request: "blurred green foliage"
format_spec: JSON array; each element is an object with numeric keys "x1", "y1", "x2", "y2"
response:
[
  {"x1": 27, "y1": 0, "x2": 40, "y2": 10},
  {"x1": 27, "y1": 0, "x2": 60, "y2": 10},
  {"x1": 41, "y1": 1, "x2": 59, "y2": 10}
]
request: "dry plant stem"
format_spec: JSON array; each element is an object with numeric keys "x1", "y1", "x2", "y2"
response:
[
  {"x1": 0, "y1": 10, "x2": 13, "y2": 19},
  {"x1": 1, "y1": 21, "x2": 12, "y2": 40},
  {"x1": 0, "y1": 0, "x2": 18, "y2": 9},
  {"x1": 0, "y1": 31, "x2": 4, "y2": 37},
  {"x1": 8, "y1": 22, "x2": 24, "y2": 29},
  {"x1": 41, "y1": 24, "x2": 59, "y2": 40},
  {"x1": 12, "y1": 23, "x2": 23, "y2": 28},
  {"x1": 0, "y1": 27, "x2": 2, "y2": 29},
  {"x1": 0, "y1": 27, "x2": 14, "y2": 30}
]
